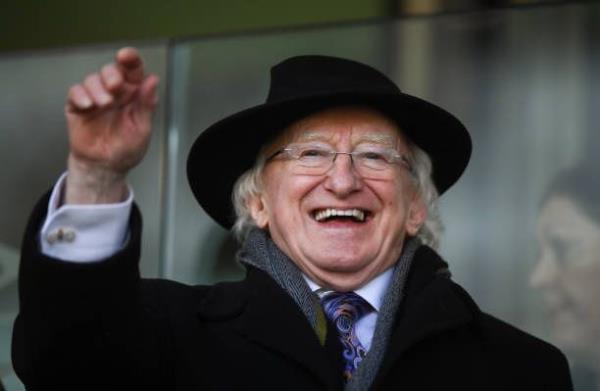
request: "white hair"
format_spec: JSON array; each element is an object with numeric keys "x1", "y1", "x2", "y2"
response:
[
  {"x1": 406, "y1": 143, "x2": 444, "y2": 249},
  {"x1": 231, "y1": 140, "x2": 443, "y2": 250}
]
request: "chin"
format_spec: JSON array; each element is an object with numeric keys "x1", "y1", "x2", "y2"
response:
[
  {"x1": 308, "y1": 249, "x2": 375, "y2": 272},
  {"x1": 312, "y1": 268, "x2": 372, "y2": 291}
]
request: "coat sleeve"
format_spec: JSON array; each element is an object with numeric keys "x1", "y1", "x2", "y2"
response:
[{"x1": 12, "y1": 192, "x2": 173, "y2": 390}]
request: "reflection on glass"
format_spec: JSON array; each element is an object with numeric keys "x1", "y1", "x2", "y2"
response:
[{"x1": 532, "y1": 165, "x2": 600, "y2": 390}]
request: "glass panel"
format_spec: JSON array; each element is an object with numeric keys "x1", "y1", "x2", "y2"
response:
[
  {"x1": 168, "y1": 3, "x2": 599, "y2": 388},
  {"x1": 0, "y1": 43, "x2": 168, "y2": 389}
]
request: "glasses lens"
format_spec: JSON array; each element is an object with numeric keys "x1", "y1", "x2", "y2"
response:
[
  {"x1": 294, "y1": 145, "x2": 333, "y2": 168},
  {"x1": 354, "y1": 146, "x2": 410, "y2": 179},
  {"x1": 354, "y1": 150, "x2": 390, "y2": 171}
]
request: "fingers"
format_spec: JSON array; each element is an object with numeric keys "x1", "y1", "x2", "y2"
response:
[
  {"x1": 100, "y1": 63, "x2": 124, "y2": 93},
  {"x1": 67, "y1": 68, "x2": 119, "y2": 113},
  {"x1": 67, "y1": 84, "x2": 93, "y2": 111},
  {"x1": 116, "y1": 47, "x2": 144, "y2": 84},
  {"x1": 66, "y1": 47, "x2": 154, "y2": 114},
  {"x1": 139, "y1": 74, "x2": 160, "y2": 109},
  {"x1": 83, "y1": 73, "x2": 113, "y2": 107}
]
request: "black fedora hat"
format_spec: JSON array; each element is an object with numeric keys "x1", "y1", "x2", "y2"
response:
[{"x1": 187, "y1": 55, "x2": 472, "y2": 229}]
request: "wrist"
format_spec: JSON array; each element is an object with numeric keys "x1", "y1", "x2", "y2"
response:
[{"x1": 64, "y1": 154, "x2": 129, "y2": 204}]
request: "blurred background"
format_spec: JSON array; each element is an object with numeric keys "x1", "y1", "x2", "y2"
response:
[{"x1": 1, "y1": 0, "x2": 599, "y2": 389}]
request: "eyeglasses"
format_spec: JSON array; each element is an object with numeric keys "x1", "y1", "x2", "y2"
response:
[{"x1": 267, "y1": 143, "x2": 413, "y2": 179}]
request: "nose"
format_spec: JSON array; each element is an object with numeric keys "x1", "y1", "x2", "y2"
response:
[
  {"x1": 530, "y1": 253, "x2": 560, "y2": 289},
  {"x1": 323, "y1": 153, "x2": 363, "y2": 197}
]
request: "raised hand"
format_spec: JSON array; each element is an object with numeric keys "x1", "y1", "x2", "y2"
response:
[{"x1": 64, "y1": 47, "x2": 159, "y2": 204}]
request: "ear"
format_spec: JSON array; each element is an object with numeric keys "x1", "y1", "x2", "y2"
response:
[
  {"x1": 405, "y1": 195, "x2": 427, "y2": 236},
  {"x1": 248, "y1": 194, "x2": 270, "y2": 229}
]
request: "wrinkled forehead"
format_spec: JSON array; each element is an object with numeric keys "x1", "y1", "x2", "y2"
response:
[
  {"x1": 262, "y1": 105, "x2": 409, "y2": 155},
  {"x1": 297, "y1": 130, "x2": 399, "y2": 147}
]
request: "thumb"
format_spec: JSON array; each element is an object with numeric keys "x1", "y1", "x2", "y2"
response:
[{"x1": 139, "y1": 74, "x2": 160, "y2": 110}]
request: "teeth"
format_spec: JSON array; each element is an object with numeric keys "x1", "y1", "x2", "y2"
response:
[{"x1": 314, "y1": 208, "x2": 365, "y2": 222}]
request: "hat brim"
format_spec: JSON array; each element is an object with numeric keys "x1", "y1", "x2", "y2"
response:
[{"x1": 187, "y1": 91, "x2": 471, "y2": 229}]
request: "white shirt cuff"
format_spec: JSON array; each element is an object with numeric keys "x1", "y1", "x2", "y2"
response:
[{"x1": 40, "y1": 172, "x2": 133, "y2": 263}]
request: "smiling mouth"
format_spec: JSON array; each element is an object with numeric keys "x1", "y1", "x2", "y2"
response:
[{"x1": 313, "y1": 208, "x2": 368, "y2": 223}]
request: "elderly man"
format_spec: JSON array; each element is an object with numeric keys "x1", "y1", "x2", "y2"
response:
[{"x1": 13, "y1": 48, "x2": 572, "y2": 390}]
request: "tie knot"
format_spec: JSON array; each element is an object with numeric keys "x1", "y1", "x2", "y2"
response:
[{"x1": 320, "y1": 291, "x2": 373, "y2": 326}]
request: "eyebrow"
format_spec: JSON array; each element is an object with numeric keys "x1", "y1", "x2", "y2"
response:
[
  {"x1": 356, "y1": 133, "x2": 396, "y2": 146},
  {"x1": 295, "y1": 132, "x2": 328, "y2": 142},
  {"x1": 296, "y1": 131, "x2": 397, "y2": 147}
]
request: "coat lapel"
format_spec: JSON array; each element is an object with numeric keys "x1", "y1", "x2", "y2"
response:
[
  {"x1": 373, "y1": 246, "x2": 476, "y2": 386},
  {"x1": 196, "y1": 267, "x2": 341, "y2": 390}
]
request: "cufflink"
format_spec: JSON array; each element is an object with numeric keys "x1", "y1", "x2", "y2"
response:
[{"x1": 46, "y1": 228, "x2": 76, "y2": 244}]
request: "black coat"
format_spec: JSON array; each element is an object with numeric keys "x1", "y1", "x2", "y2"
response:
[{"x1": 13, "y1": 195, "x2": 573, "y2": 390}]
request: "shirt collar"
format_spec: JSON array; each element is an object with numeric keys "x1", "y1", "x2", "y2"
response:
[{"x1": 303, "y1": 267, "x2": 394, "y2": 312}]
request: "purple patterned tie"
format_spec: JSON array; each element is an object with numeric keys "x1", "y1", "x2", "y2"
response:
[{"x1": 320, "y1": 291, "x2": 373, "y2": 381}]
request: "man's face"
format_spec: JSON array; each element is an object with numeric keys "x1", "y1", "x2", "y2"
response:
[
  {"x1": 249, "y1": 106, "x2": 426, "y2": 291},
  {"x1": 531, "y1": 196, "x2": 600, "y2": 357}
]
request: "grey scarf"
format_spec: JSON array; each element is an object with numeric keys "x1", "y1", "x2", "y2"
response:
[{"x1": 237, "y1": 228, "x2": 420, "y2": 390}]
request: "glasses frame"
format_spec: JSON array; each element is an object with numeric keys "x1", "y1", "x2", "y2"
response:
[{"x1": 267, "y1": 143, "x2": 414, "y2": 178}]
